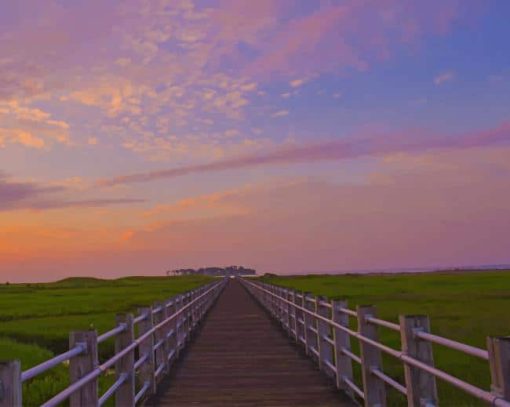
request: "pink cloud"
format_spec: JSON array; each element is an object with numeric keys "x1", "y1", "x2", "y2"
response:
[
  {"x1": 3, "y1": 144, "x2": 509, "y2": 282},
  {"x1": 434, "y1": 71, "x2": 455, "y2": 85},
  {"x1": 246, "y1": 4, "x2": 366, "y2": 76},
  {"x1": 0, "y1": 172, "x2": 143, "y2": 212},
  {"x1": 98, "y1": 121, "x2": 510, "y2": 186},
  {"x1": 243, "y1": 0, "x2": 482, "y2": 77},
  {"x1": 119, "y1": 148, "x2": 510, "y2": 273},
  {"x1": 0, "y1": 0, "x2": 485, "y2": 157},
  {"x1": 0, "y1": 1, "x2": 117, "y2": 101},
  {"x1": 12, "y1": 146, "x2": 509, "y2": 282}
]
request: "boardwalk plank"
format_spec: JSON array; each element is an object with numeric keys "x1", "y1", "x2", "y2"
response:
[{"x1": 149, "y1": 279, "x2": 355, "y2": 406}]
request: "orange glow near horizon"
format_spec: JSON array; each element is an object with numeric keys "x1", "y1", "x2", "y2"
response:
[{"x1": 1, "y1": 1, "x2": 510, "y2": 282}]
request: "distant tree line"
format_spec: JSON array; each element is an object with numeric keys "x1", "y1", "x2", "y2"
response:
[{"x1": 168, "y1": 266, "x2": 256, "y2": 277}]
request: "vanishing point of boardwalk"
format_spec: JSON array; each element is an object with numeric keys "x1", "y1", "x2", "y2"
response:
[{"x1": 149, "y1": 279, "x2": 354, "y2": 406}]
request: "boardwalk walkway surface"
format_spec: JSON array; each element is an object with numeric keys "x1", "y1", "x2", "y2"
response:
[{"x1": 149, "y1": 279, "x2": 354, "y2": 406}]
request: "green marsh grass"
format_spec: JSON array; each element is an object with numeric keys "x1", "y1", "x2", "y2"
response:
[
  {"x1": 0, "y1": 275, "x2": 213, "y2": 405},
  {"x1": 262, "y1": 270, "x2": 510, "y2": 406}
]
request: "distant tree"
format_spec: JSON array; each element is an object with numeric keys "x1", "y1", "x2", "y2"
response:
[{"x1": 169, "y1": 266, "x2": 256, "y2": 277}]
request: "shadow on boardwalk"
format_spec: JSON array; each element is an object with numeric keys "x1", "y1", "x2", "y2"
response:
[{"x1": 148, "y1": 279, "x2": 355, "y2": 406}]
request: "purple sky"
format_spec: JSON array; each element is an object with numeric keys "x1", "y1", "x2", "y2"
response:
[{"x1": 1, "y1": 0, "x2": 510, "y2": 282}]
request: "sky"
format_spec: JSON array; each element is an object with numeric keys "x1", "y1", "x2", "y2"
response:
[{"x1": 1, "y1": 0, "x2": 510, "y2": 282}]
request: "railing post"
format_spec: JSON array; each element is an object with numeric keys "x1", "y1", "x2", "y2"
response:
[
  {"x1": 193, "y1": 289, "x2": 200, "y2": 323},
  {"x1": 268, "y1": 284, "x2": 272, "y2": 309},
  {"x1": 270, "y1": 284, "x2": 276, "y2": 316},
  {"x1": 182, "y1": 294, "x2": 187, "y2": 348},
  {"x1": 264, "y1": 283, "x2": 270, "y2": 308},
  {"x1": 286, "y1": 289, "x2": 292, "y2": 334},
  {"x1": 201, "y1": 286, "x2": 206, "y2": 317},
  {"x1": 188, "y1": 292, "x2": 193, "y2": 337},
  {"x1": 488, "y1": 336, "x2": 510, "y2": 400},
  {"x1": 275, "y1": 287, "x2": 285, "y2": 327},
  {"x1": 164, "y1": 300, "x2": 173, "y2": 360},
  {"x1": 190, "y1": 290, "x2": 197, "y2": 330},
  {"x1": 188, "y1": 291, "x2": 194, "y2": 334},
  {"x1": 204, "y1": 285, "x2": 209, "y2": 315},
  {"x1": 183, "y1": 293, "x2": 190, "y2": 342},
  {"x1": 168, "y1": 298, "x2": 178, "y2": 363},
  {"x1": 173, "y1": 296, "x2": 182, "y2": 357},
  {"x1": 196, "y1": 288, "x2": 203, "y2": 320},
  {"x1": 277, "y1": 287, "x2": 284, "y2": 325},
  {"x1": 317, "y1": 297, "x2": 334, "y2": 376},
  {"x1": 400, "y1": 315, "x2": 438, "y2": 407},
  {"x1": 138, "y1": 307, "x2": 156, "y2": 397},
  {"x1": 332, "y1": 300, "x2": 354, "y2": 395},
  {"x1": 177, "y1": 295, "x2": 185, "y2": 351},
  {"x1": 289, "y1": 290, "x2": 298, "y2": 340},
  {"x1": 266, "y1": 284, "x2": 271, "y2": 314},
  {"x1": 196, "y1": 288, "x2": 201, "y2": 323},
  {"x1": 295, "y1": 291, "x2": 305, "y2": 345},
  {"x1": 0, "y1": 361, "x2": 21, "y2": 407},
  {"x1": 115, "y1": 313, "x2": 135, "y2": 407},
  {"x1": 303, "y1": 292, "x2": 315, "y2": 356},
  {"x1": 153, "y1": 301, "x2": 167, "y2": 377},
  {"x1": 269, "y1": 285, "x2": 275, "y2": 317},
  {"x1": 281, "y1": 288, "x2": 287, "y2": 328},
  {"x1": 357, "y1": 305, "x2": 386, "y2": 407},
  {"x1": 188, "y1": 291, "x2": 193, "y2": 333},
  {"x1": 69, "y1": 330, "x2": 98, "y2": 407}
]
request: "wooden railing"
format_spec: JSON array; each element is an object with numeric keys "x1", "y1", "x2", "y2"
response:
[
  {"x1": 0, "y1": 279, "x2": 227, "y2": 407},
  {"x1": 241, "y1": 278, "x2": 510, "y2": 407}
]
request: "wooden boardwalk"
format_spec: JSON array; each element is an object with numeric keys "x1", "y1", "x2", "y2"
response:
[
  {"x1": 3, "y1": 278, "x2": 508, "y2": 406},
  {"x1": 149, "y1": 279, "x2": 354, "y2": 406}
]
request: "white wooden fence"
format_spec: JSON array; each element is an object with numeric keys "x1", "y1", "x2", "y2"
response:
[
  {"x1": 241, "y1": 278, "x2": 510, "y2": 407},
  {"x1": 0, "y1": 279, "x2": 227, "y2": 407}
]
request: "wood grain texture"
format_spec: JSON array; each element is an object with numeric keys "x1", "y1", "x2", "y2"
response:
[
  {"x1": 399, "y1": 315, "x2": 437, "y2": 407},
  {"x1": 148, "y1": 279, "x2": 354, "y2": 407},
  {"x1": 69, "y1": 330, "x2": 98, "y2": 407}
]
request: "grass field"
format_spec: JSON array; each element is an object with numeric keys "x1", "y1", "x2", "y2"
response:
[
  {"x1": 261, "y1": 270, "x2": 510, "y2": 406},
  {"x1": 0, "y1": 275, "x2": 213, "y2": 406},
  {"x1": 2, "y1": 271, "x2": 509, "y2": 406}
]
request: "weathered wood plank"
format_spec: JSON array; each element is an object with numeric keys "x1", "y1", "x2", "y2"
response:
[
  {"x1": 357, "y1": 305, "x2": 386, "y2": 407},
  {"x1": 149, "y1": 279, "x2": 354, "y2": 406},
  {"x1": 332, "y1": 300, "x2": 354, "y2": 396},
  {"x1": 69, "y1": 330, "x2": 98, "y2": 407},
  {"x1": 115, "y1": 313, "x2": 135, "y2": 407},
  {"x1": 138, "y1": 306, "x2": 156, "y2": 397},
  {"x1": 488, "y1": 336, "x2": 510, "y2": 400},
  {"x1": 0, "y1": 361, "x2": 21, "y2": 407},
  {"x1": 400, "y1": 315, "x2": 437, "y2": 406}
]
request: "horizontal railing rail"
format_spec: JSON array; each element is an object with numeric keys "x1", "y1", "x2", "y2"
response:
[
  {"x1": 240, "y1": 278, "x2": 510, "y2": 407},
  {"x1": 0, "y1": 278, "x2": 227, "y2": 407}
]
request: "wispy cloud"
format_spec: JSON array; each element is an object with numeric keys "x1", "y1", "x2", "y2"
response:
[
  {"x1": 290, "y1": 79, "x2": 306, "y2": 88},
  {"x1": 28, "y1": 198, "x2": 144, "y2": 211},
  {"x1": 0, "y1": 173, "x2": 143, "y2": 212},
  {"x1": 105, "y1": 148, "x2": 510, "y2": 276},
  {"x1": 0, "y1": 100, "x2": 70, "y2": 149},
  {"x1": 246, "y1": 1, "x2": 478, "y2": 78},
  {"x1": 0, "y1": 173, "x2": 61, "y2": 208},
  {"x1": 97, "y1": 121, "x2": 510, "y2": 187},
  {"x1": 271, "y1": 110, "x2": 290, "y2": 118},
  {"x1": 0, "y1": 0, "x2": 481, "y2": 158},
  {"x1": 434, "y1": 71, "x2": 455, "y2": 86}
]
